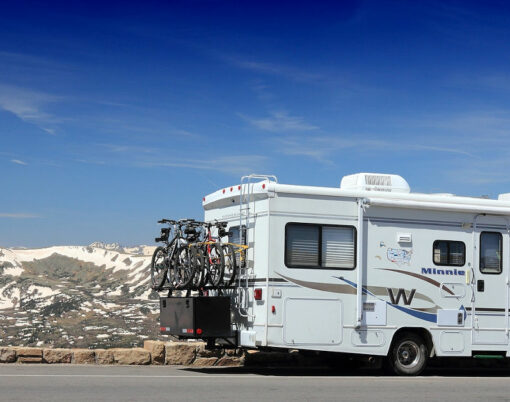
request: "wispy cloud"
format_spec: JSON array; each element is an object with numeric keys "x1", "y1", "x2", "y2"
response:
[
  {"x1": 446, "y1": 158, "x2": 510, "y2": 186},
  {"x1": 42, "y1": 128, "x2": 56, "y2": 135},
  {"x1": 170, "y1": 128, "x2": 202, "y2": 139},
  {"x1": 226, "y1": 57, "x2": 322, "y2": 83},
  {"x1": 78, "y1": 142, "x2": 268, "y2": 176},
  {"x1": 0, "y1": 84, "x2": 61, "y2": 134},
  {"x1": 140, "y1": 155, "x2": 269, "y2": 176},
  {"x1": 0, "y1": 213, "x2": 39, "y2": 218},
  {"x1": 0, "y1": 51, "x2": 64, "y2": 70},
  {"x1": 98, "y1": 143, "x2": 157, "y2": 154},
  {"x1": 223, "y1": 55, "x2": 375, "y2": 94},
  {"x1": 75, "y1": 159, "x2": 106, "y2": 165},
  {"x1": 420, "y1": 111, "x2": 510, "y2": 136},
  {"x1": 397, "y1": 110, "x2": 510, "y2": 149},
  {"x1": 10, "y1": 159, "x2": 28, "y2": 165},
  {"x1": 240, "y1": 111, "x2": 318, "y2": 132},
  {"x1": 274, "y1": 135, "x2": 474, "y2": 166}
]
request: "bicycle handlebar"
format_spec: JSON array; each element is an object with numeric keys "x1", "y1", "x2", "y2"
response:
[
  {"x1": 158, "y1": 219, "x2": 177, "y2": 224},
  {"x1": 158, "y1": 218, "x2": 229, "y2": 229}
]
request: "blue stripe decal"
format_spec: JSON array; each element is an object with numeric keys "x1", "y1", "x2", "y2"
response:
[
  {"x1": 334, "y1": 276, "x2": 376, "y2": 297},
  {"x1": 335, "y1": 277, "x2": 438, "y2": 323}
]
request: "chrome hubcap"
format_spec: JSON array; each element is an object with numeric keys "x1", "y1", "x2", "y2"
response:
[{"x1": 397, "y1": 341, "x2": 421, "y2": 369}]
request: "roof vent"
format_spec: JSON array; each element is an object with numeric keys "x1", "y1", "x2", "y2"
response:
[{"x1": 340, "y1": 173, "x2": 410, "y2": 193}]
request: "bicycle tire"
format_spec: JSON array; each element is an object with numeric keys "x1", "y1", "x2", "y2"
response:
[
  {"x1": 222, "y1": 244, "x2": 237, "y2": 287},
  {"x1": 205, "y1": 243, "x2": 225, "y2": 287},
  {"x1": 190, "y1": 246, "x2": 205, "y2": 289},
  {"x1": 150, "y1": 246, "x2": 169, "y2": 290},
  {"x1": 171, "y1": 245, "x2": 194, "y2": 289}
]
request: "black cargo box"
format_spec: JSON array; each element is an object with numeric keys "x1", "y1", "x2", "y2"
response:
[{"x1": 159, "y1": 296, "x2": 232, "y2": 338}]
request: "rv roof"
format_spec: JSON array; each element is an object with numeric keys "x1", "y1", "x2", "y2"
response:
[{"x1": 202, "y1": 174, "x2": 510, "y2": 214}]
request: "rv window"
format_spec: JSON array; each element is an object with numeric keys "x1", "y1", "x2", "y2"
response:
[
  {"x1": 322, "y1": 227, "x2": 355, "y2": 268},
  {"x1": 285, "y1": 223, "x2": 356, "y2": 269},
  {"x1": 228, "y1": 225, "x2": 246, "y2": 245},
  {"x1": 286, "y1": 224, "x2": 320, "y2": 267},
  {"x1": 433, "y1": 240, "x2": 465, "y2": 266},
  {"x1": 480, "y1": 232, "x2": 502, "y2": 274}
]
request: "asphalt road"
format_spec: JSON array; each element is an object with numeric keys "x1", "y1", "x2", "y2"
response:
[{"x1": 2, "y1": 364, "x2": 510, "y2": 402}]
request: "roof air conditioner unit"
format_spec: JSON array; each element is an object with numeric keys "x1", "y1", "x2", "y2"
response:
[{"x1": 340, "y1": 173, "x2": 410, "y2": 193}]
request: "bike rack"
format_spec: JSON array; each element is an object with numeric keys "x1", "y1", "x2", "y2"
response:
[
  {"x1": 237, "y1": 174, "x2": 278, "y2": 319},
  {"x1": 153, "y1": 174, "x2": 278, "y2": 322}
]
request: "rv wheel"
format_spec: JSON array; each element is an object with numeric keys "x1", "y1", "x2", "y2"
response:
[{"x1": 387, "y1": 332, "x2": 428, "y2": 376}]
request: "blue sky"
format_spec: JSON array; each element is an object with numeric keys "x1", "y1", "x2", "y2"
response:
[{"x1": 2, "y1": 0, "x2": 510, "y2": 247}]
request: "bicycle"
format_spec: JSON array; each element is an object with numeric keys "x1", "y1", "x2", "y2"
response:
[
  {"x1": 151, "y1": 218, "x2": 196, "y2": 291},
  {"x1": 152, "y1": 218, "x2": 248, "y2": 291},
  {"x1": 150, "y1": 219, "x2": 175, "y2": 291},
  {"x1": 188, "y1": 220, "x2": 247, "y2": 288},
  {"x1": 191, "y1": 220, "x2": 226, "y2": 288}
]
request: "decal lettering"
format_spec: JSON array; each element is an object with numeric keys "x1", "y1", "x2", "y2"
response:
[
  {"x1": 387, "y1": 288, "x2": 416, "y2": 305},
  {"x1": 421, "y1": 267, "x2": 465, "y2": 276}
]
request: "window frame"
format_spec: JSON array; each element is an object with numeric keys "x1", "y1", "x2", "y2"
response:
[
  {"x1": 479, "y1": 231, "x2": 503, "y2": 275},
  {"x1": 432, "y1": 240, "x2": 466, "y2": 267},
  {"x1": 284, "y1": 222, "x2": 357, "y2": 270},
  {"x1": 228, "y1": 224, "x2": 247, "y2": 245}
]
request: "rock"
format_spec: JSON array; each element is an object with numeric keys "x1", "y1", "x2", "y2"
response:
[
  {"x1": 112, "y1": 348, "x2": 151, "y2": 365},
  {"x1": 196, "y1": 343, "x2": 222, "y2": 358},
  {"x1": 18, "y1": 356, "x2": 43, "y2": 363},
  {"x1": 225, "y1": 348, "x2": 244, "y2": 357},
  {"x1": 14, "y1": 347, "x2": 43, "y2": 357},
  {"x1": 95, "y1": 349, "x2": 114, "y2": 365},
  {"x1": 192, "y1": 357, "x2": 218, "y2": 367},
  {"x1": 0, "y1": 347, "x2": 16, "y2": 363},
  {"x1": 215, "y1": 356, "x2": 244, "y2": 367},
  {"x1": 73, "y1": 349, "x2": 95, "y2": 364},
  {"x1": 143, "y1": 340, "x2": 165, "y2": 365},
  {"x1": 43, "y1": 348, "x2": 72, "y2": 364},
  {"x1": 165, "y1": 342, "x2": 197, "y2": 365}
]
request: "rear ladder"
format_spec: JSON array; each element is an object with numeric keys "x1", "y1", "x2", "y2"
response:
[{"x1": 236, "y1": 174, "x2": 277, "y2": 318}]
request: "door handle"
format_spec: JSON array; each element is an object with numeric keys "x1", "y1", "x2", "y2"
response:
[{"x1": 477, "y1": 280, "x2": 485, "y2": 292}]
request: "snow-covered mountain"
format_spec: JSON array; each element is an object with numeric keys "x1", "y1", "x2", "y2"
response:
[
  {"x1": 88, "y1": 242, "x2": 155, "y2": 256},
  {"x1": 0, "y1": 243, "x2": 163, "y2": 348}
]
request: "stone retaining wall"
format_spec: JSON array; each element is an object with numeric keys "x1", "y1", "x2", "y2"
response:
[{"x1": 0, "y1": 341, "x2": 248, "y2": 367}]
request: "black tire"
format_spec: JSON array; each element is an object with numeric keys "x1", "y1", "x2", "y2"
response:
[
  {"x1": 150, "y1": 246, "x2": 169, "y2": 290},
  {"x1": 171, "y1": 245, "x2": 194, "y2": 289},
  {"x1": 222, "y1": 244, "x2": 237, "y2": 287},
  {"x1": 190, "y1": 246, "x2": 205, "y2": 289},
  {"x1": 205, "y1": 243, "x2": 224, "y2": 287},
  {"x1": 387, "y1": 332, "x2": 428, "y2": 376}
]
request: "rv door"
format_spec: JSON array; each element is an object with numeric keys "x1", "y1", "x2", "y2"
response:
[{"x1": 472, "y1": 228, "x2": 509, "y2": 345}]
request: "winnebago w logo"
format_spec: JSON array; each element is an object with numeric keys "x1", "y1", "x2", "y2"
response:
[{"x1": 387, "y1": 288, "x2": 416, "y2": 305}]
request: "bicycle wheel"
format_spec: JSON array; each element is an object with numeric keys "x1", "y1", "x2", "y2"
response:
[
  {"x1": 190, "y1": 246, "x2": 205, "y2": 289},
  {"x1": 222, "y1": 244, "x2": 237, "y2": 287},
  {"x1": 150, "y1": 246, "x2": 169, "y2": 290},
  {"x1": 205, "y1": 243, "x2": 225, "y2": 287},
  {"x1": 171, "y1": 245, "x2": 194, "y2": 289}
]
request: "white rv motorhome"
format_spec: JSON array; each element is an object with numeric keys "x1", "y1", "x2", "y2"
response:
[{"x1": 162, "y1": 173, "x2": 510, "y2": 375}]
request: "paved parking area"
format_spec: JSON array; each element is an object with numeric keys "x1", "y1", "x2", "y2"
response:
[{"x1": 1, "y1": 364, "x2": 510, "y2": 402}]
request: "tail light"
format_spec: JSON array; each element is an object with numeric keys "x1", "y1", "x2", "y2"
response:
[{"x1": 254, "y1": 288, "x2": 262, "y2": 300}]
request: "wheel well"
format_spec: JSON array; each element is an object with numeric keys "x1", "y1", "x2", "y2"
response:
[{"x1": 389, "y1": 327, "x2": 435, "y2": 357}]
